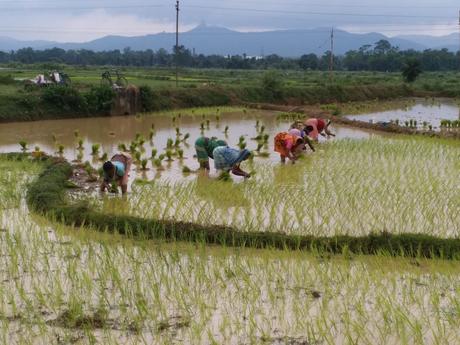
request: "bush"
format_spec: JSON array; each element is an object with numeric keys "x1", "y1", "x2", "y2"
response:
[
  {"x1": 139, "y1": 85, "x2": 156, "y2": 112},
  {"x1": 42, "y1": 85, "x2": 87, "y2": 113},
  {"x1": 85, "y1": 85, "x2": 115, "y2": 114},
  {"x1": 261, "y1": 70, "x2": 284, "y2": 100}
]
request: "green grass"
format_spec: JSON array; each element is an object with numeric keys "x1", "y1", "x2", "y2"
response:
[{"x1": 1, "y1": 66, "x2": 460, "y2": 122}]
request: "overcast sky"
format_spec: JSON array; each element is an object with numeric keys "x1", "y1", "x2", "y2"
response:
[{"x1": 0, "y1": 0, "x2": 458, "y2": 42}]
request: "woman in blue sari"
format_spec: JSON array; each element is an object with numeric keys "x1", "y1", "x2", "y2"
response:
[{"x1": 212, "y1": 146, "x2": 252, "y2": 178}]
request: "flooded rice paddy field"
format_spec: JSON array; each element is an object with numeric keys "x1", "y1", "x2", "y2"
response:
[
  {"x1": 344, "y1": 98, "x2": 460, "y2": 130},
  {"x1": 0, "y1": 106, "x2": 374, "y2": 183},
  {"x1": 1, "y1": 162, "x2": 460, "y2": 344},
  {"x1": 0, "y1": 103, "x2": 459, "y2": 343}
]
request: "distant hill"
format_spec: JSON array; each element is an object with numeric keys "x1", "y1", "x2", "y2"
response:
[
  {"x1": 395, "y1": 33, "x2": 459, "y2": 51},
  {"x1": 0, "y1": 25, "x2": 458, "y2": 56}
]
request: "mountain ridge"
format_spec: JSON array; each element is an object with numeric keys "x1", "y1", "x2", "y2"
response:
[{"x1": 0, "y1": 25, "x2": 458, "y2": 56}]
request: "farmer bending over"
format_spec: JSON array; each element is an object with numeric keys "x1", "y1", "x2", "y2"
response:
[
  {"x1": 289, "y1": 127, "x2": 316, "y2": 152},
  {"x1": 274, "y1": 132, "x2": 305, "y2": 164},
  {"x1": 212, "y1": 146, "x2": 252, "y2": 178},
  {"x1": 100, "y1": 153, "x2": 132, "y2": 195},
  {"x1": 195, "y1": 136, "x2": 227, "y2": 171},
  {"x1": 304, "y1": 118, "x2": 335, "y2": 141}
]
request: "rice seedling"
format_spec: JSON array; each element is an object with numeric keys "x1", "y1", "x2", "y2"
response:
[
  {"x1": 100, "y1": 152, "x2": 108, "y2": 162},
  {"x1": 183, "y1": 133, "x2": 190, "y2": 142},
  {"x1": 74, "y1": 129, "x2": 79, "y2": 138},
  {"x1": 165, "y1": 150, "x2": 174, "y2": 162},
  {"x1": 91, "y1": 144, "x2": 100, "y2": 156},
  {"x1": 182, "y1": 166, "x2": 192, "y2": 174},
  {"x1": 134, "y1": 151, "x2": 142, "y2": 163},
  {"x1": 151, "y1": 149, "x2": 158, "y2": 159},
  {"x1": 118, "y1": 143, "x2": 128, "y2": 152},
  {"x1": 57, "y1": 144, "x2": 65, "y2": 155},
  {"x1": 166, "y1": 139, "x2": 174, "y2": 150},
  {"x1": 18, "y1": 140, "x2": 27, "y2": 152},
  {"x1": 224, "y1": 126, "x2": 229, "y2": 135},
  {"x1": 140, "y1": 159, "x2": 149, "y2": 171},
  {"x1": 77, "y1": 139, "x2": 84, "y2": 150},
  {"x1": 177, "y1": 149, "x2": 184, "y2": 160},
  {"x1": 149, "y1": 129, "x2": 155, "y2": 141}
]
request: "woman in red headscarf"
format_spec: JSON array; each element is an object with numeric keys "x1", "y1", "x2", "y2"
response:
[{"x1": 304, "y1": 118, "x2": 335, "y2": 141}]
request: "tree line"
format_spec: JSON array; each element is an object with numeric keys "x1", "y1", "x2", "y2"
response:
[{"x1": 0, "y1": 40, "x2": 459, "y2": 71}]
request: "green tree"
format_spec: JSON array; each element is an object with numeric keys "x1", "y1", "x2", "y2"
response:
[{"x1": 402, "y1": 58, "x2": 422, "y2": 83}]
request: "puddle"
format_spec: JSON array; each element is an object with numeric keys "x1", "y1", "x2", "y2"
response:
[{"x1": 345, "y1": 98, "x2": 460, "y2": 130}]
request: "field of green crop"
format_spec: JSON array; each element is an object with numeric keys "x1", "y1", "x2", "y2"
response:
[
  {"x1": 92, "y1": 136, "x2": 459, "y2": 239},
  {"x1": 1, "y1": 153, "x2": 460, "y2": 344},
  {"x1": 1, "y1": 65, "x2": 460, "y2": 96}
]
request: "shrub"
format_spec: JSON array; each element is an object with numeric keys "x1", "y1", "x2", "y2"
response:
[
  {"x1": 85, "y1": 85, "x2": 115, "y2": 114},
  {"x1": 139, "y1": 85, "x2": 156, "y2": 112},
  {"x1": 42, "y1": 85, "x2": 87, "y2": 113},
  {"x1": 261, "y1": 70, "x2": 284, "y2": 100}
]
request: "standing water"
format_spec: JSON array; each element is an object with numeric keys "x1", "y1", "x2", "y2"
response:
[{"x1": 345, "y1": 98, "x2": 460, "y2": 129}]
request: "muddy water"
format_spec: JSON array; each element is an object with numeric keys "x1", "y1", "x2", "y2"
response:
[
  {"x1": 0, "y1": 108, "x2": 377, "y2": 184},
  {"x1": 345, "y1": 98, "x2": 460, "y2": 129}
]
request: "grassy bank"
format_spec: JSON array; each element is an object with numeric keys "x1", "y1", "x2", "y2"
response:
[
  {"x1": 24, "y1": 155, "x2": 460, "y2": 259},
  {"x1": 1, "y1": 65, "x2": 460, "y2": 122}
]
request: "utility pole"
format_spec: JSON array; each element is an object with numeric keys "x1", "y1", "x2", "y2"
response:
[
  {"x1": 175, "y1": 0, "x2": 180, "y2": 87},
  {"x1": 329, "y1": 27, "x2": 334, "y2": 82}
]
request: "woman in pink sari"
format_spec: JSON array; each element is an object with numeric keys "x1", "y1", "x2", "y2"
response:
[{"x1": 304, "y1": 118, "x2": 335, "y2": 141}]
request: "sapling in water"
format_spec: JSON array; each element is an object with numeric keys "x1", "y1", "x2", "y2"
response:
[
  {"x1": 140, "y1": 159, "x2": 149, "y2": 171},
  {"x1": 151, "y1": 149, "x2": 158, "y2": 159},
  {"x1": 174, "y1": 138, "x2": 181, "y2": 147},
  {"x1": 19, "y1": 141, "x2": 28, "y2": 152},
  {"x1": 256, "y1": 143, "x2": 264, "y2": 152},
  {"x1": 177, "y1": 149, "x2": 184, "y2": 159},
  {"x1": 200, "y1": 122, "x2": 205, "y2": 131},
  {"x1": 176, "y1": 128, "x2": 181, "y2": 136},
  {"x1": 100, "y1": 153, "x2": 108, "y2": 162},
  {"x1": 183, "y1": 133, "x2": 190, "y2": 142},
  {"x1": 118, "y1": 143, "x2": 127, "y2": 152},
  {"x1": 78, "y1": 139, "x2": 84, "y2": 150},
  {"x1": 74, "y1": 130, "x2": 79, "y2": 138},
  {"x1": 91, "y1": 144, "x2": 100, "y2": 155},
  {"x1": 165, "y1": 150, "x2": 174, "y2": 161},
  {"x1": 182, "y1": 166, "x2": 191, "y2": 174},
  {"x1": 166, "y1": 138, "x2": 174, "y2": 149},
  {"x1": 224, "y1": 126, "x2": 229, "y2": 134},
  {"x1": 134, "y1": 151, "x2": 141, "y2": 162},
  {"x1": 149, "y1": 129, "x2": 155, "y2": 141},
  {"x1": 57, "y1": 144, "x2": 65, "y2": 155}
]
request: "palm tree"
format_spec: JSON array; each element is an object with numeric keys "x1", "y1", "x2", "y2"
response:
[{"x1": 402, "y1": 58, "x2": 422, "y2": 83}]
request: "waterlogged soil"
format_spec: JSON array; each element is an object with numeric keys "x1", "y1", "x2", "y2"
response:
[
  {"x1": 0, "y1": 108, "x2": 379, "y2": 188},
  {"x1": 344, "y1": 98, "x2": 460, "y2": 130}
]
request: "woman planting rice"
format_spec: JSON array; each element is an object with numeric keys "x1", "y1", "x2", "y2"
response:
[
  {"x1": 288, "y1": 127, "x2": 316, "y2": 152},
  {"x1": 303, "y1": 118, "x2": 336, "y2": 141},
  {"x1": 100, "y1": 153, "x2": 132, "y2": 194},
  {"x1": 212, "y1": 146, "x2": 252, "y2": 178},
  {"x1": 274, "y1": 131, "x2": 305, "y2": 164},
  {"x1": 195, "y1": 136, "x2": 227, "y2": 170}
]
